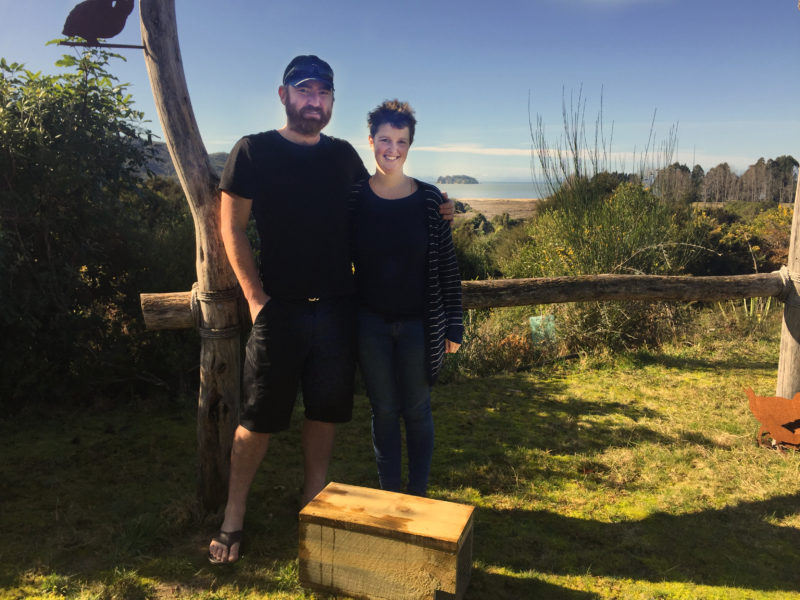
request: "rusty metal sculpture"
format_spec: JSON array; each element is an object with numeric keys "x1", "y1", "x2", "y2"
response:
[
  {"x1": 61, "y1": 0, "x2": 138, "y2": 47},
  {"x1": 746, "y1": 388, "x2": 800, "y2": 447}
]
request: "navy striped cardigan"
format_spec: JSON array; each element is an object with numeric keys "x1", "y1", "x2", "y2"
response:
[{"x1": 349, "y1": 178, "x2": 464, "y2": 384}]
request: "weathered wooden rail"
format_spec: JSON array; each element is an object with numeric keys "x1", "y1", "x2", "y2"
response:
[{"x1": 141, "y1": 270, "x2": 790, "y2": 330}]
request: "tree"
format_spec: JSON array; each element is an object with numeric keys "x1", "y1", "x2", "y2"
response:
[
  {"x1": 691, "y1": 164, "x2": 705, "y2": 188},
  {"x1": 739, "y1": 158, "x2": 769, "y2": 202},
  {"x1": 0, "y1": 50, "x2": 193, "y2": 403},
  {"x1": 768, "y1": 155, "x2": 798, "y2": 203},
  {"x1": 653, "y1": 162, "x2": 693, "y2": 204},
  {"x1": 701, "y1": 162, "x2": 739, "y2": 203},
  {"x1": 688, "y1": 164, "x2": 705, "y2": 203},
  {"x1": 736, "y1": 155, "x2": 797, "y2": 204}
]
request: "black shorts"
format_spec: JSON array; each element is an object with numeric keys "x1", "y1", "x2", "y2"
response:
[{"x1": 240, "y1": 296, "x2": 356, "y2": 433}]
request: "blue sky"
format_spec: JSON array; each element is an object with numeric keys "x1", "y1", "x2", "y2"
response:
[{"x1": 1, "y1": 0, "x2": 799, "y2": 181}]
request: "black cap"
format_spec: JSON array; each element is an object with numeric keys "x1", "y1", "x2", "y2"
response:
[{"x1": 282, "y1": 55, "x2": 334, "y2": 90}]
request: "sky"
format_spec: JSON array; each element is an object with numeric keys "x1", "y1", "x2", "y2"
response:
[{"x1": 1, "y1": 0, "x2": 799, "y2": 182}]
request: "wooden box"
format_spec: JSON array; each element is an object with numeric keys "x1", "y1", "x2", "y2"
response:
[{"x1": 299, "y1": 482, "x2": 474, "y2": 600}]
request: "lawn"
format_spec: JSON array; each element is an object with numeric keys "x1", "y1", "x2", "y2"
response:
[{"x1": 2, "y1": 310, "x2": 799, "y2": 599}]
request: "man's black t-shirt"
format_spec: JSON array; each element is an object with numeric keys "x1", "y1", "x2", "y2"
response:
[{"x1": 219, "y1": 131, "x2": 368, "y2": 300}]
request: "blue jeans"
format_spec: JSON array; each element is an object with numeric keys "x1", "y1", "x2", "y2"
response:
[{"x1": 357, "y1": 310, "x2": 433, "y2": 496}]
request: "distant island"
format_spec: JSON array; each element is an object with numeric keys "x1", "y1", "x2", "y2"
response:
[{"x1": 436, "y1": 175, "x2": 479, "y2": 184}]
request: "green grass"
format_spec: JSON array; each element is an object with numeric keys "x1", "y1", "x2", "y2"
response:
[{"x1": 2, "y1": 310, "x2": 800, "y2": 599}]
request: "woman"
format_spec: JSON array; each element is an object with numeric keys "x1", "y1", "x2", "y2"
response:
[{"x1": 350, "y1": 99, "x2": 463, "y2": 497}]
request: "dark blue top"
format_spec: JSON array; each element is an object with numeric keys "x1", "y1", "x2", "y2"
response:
[
  {"x1": 350, "y1": 178, "x2": 464, "y2": 384},
  {"x1": 354, "y1": 184, "x2": 427, "y2": 318}
]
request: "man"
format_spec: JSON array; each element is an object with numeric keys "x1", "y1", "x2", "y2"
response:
[{"x1": 209, "y1": 55, "x2": 453, "y2": 565}]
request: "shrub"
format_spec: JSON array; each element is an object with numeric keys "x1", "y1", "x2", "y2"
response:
[
  {"x1": 500, "y1": 179, "x2": 698, "y2": 352},
  {"x1": 688, "y1": 204, "x2": 791, "y2": 275},
  {"x1": 750, "y1": 205, "x2": 792, "y2": 269},
  {"x1": 452, "y1": 223, "x2": 497, "y2": 280},
  {"x1": 439, "y1": 307, "x2": 547, "y2": 379},
  {"x1": 504, "y1": 179, "x2": 691, "y2": 278},
  {"x1": 452, "y1": 211, "x2": 530, "y2": 281},
  {"x1": 0, "y1": 51, "x2": 197, "y2": 405}
]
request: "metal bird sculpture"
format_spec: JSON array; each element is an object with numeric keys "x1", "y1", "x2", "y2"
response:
[
  {"x1": 746, "y1": 388, "x2": 800, "y2": 447},
  {"x1": 62, "y1": 0, "x2": 135, "y2": 45}
]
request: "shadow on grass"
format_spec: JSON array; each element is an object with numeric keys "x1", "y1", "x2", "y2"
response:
[
  {"x1": 438, "y1": 374, "x2": 668, "y2": 446},
  {"x1": 475, "y1": 493, "x2": 800, "y2": 592},
  {"x1": 0, "y1": 402, "x2": 311, "y2": 596},
  {"x1": 626, "y1": 350, "x2": 777, "y2": 373},
  {"x1": 432, "y1": 373, "x2": 714, "y2": 495},
  {"x1": 469, "y1": 570, "x2": 599, "y2": 599}
]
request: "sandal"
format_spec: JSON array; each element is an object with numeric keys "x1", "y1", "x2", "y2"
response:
[{"x1": 208, "y1": 530, "x2": 243, "y2": 565}]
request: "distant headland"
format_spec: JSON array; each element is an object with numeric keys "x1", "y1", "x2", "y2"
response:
[{"x1": 436, "y1": 175, "x2": 479, "y2": 184}]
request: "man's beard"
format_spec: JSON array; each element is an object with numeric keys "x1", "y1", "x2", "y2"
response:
[{"x1": 285, "y1": 101, "x2": 331, "y2": 136}]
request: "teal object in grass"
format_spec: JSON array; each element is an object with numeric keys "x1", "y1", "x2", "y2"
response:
[{"x1": 529, "y1": 315, "x2": 555, "y2": 343}]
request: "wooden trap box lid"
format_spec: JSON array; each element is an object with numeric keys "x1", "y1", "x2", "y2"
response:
[{"x1": 299, "y1": 482, "x2": 475, "y2": 553}]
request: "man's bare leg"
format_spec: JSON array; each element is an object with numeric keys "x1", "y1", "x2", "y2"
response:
[
  {"x1": 301, "y1": 419, "x2": 336, "y2": 506},
  {"x1": 209, "y1": 425, "x2": 270, "y2": 563}
]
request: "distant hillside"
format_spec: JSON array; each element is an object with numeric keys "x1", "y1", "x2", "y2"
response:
[
  {"x1": 437, "y1": 175, "x2": 479, "y2": 184},
  {"x1": 146, "y1": 142, "x2": 228, "y2": 178}
]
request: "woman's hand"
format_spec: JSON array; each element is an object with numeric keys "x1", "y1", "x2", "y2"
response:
[{"x1": 445, "y1": 339, "x2": 461, "y2": 354}]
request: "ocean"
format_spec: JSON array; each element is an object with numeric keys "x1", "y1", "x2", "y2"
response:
[{"x1": 428, "y1": 181, "x2": 543, "y2": 200}]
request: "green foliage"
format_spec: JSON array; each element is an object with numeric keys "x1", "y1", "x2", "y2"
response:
[
  {"x1": 453, "y1": 199, "x2": 471, "y2": 213},
  {"x1": 0, "y1": 50, "x2": 197, "y2": 405},
  {"x1": 499, "y1": 178, "x2": 699, "y2": 352},
  {"x1": 38, "y1": 573, "x2": 81, "y2": 597},
  {"x1": 689, "y1": 203, "x2": 791, "y2": 275},
  {"x1": 452, "y1": 214, "x2": 500, "y2": 280},
  {"x1": 97, "y1": 569, "x2": 156, "y2": 600},
  {"x1": 450, "y1": 179, "x2": 791, "y2": 374},
  {"x1": 452, "y1": 209, "x2": 530, "y2": 281},
  {"x1": 748, "y1": 205, "x2": 792, "y2": 268},
  {"x1": 505, "y1": 179, "x2": 693, "y2": 278},
  {"x1": 441, "y1": 307, "x2": 547, "y2": 379}
]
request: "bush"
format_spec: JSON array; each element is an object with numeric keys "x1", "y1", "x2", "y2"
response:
[
  {"x1": 452, "y1": 211, "x2": 529, "y2": 281},
  {"x1": 438, "y1": 307, "x2": 547, "y2": 379},
  {"x1": 452, "y1": 223, "x2": 497, "y2": 280},
  {"x1": 500, "y1": 178, "x2": 698, "y2": 353},
  {"x1": 0, "y1": 51, "x2": 197, "y2": 406},
  {"x1": 688, "y1": 204, "x2": 791, "y2": 275}
]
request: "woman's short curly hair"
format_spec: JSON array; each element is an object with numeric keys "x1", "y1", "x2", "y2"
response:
[{"x1": 367, "y1": 99, "x2": 417, "y2": 145}]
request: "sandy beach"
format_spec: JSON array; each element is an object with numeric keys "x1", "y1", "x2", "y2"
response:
[{"x1": 455, "y1": 197, "x2": 540, "y2": 221}]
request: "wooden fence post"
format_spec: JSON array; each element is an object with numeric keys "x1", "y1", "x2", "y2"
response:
[
  {"x1": 139, "y1": 0, "x2": 239, "y2": 512},
  {"x1": 776, "y1": 175, "x2": 800, "y2": 399}
]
